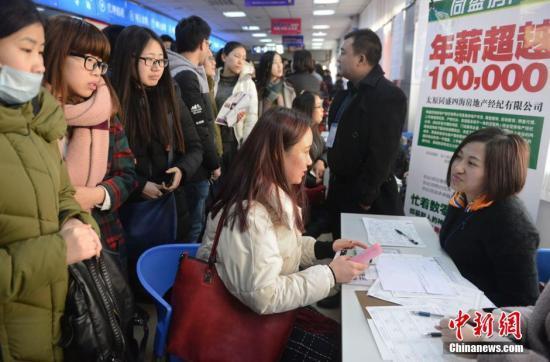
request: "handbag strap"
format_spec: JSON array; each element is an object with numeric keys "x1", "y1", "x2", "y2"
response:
[{"x1": 207, "y1": 210, "x2": 227, "y2": 267}]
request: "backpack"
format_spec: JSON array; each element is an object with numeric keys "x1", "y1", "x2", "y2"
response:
[{"x1": 59, "y1": 249, "x2": 148, "y2": 361}]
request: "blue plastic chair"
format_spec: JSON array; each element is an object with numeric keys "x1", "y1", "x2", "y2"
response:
[
  {"x1": 137, "y1": 243, "x2": 200, "y2": 361},
  {"x1": 537, "y1": 248, "x2": 550, "y2": 284}
]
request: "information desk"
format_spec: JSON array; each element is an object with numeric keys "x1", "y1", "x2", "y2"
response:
[{"x1": 340, "y1": 213, "x2": 464, "y2": 361}]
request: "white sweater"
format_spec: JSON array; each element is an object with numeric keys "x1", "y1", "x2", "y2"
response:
[{"x1": 197, "y1": 189, "x2": 335, "y2": 314}]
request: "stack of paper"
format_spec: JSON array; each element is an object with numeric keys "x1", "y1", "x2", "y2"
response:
[
  {"x1": 362, "y1": 218, "x2": 426, "y2": 248},
  {"x1": 336, "y1": 248, "x2": 399, "y2": 286},
  {"x1": 376, "y1": 254, "x2": 456, "y2": 296},
  {"x1": 367, "y1": 254, "x2": 495, "y2": 315},
  {"x1": 367, "y1": 279, "x2": 493, "y2": 316},
  {"x1": 367, "y1": 305, "x2": 445, "y2": 361}
]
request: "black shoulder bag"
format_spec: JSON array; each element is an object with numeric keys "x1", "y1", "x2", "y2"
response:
[{"x1": 60, "y1": 250, "x2": 148, "y2": 361}]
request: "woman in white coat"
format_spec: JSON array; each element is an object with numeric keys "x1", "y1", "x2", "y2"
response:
[
  {"x1": 197, "y1": 107, "x2": 367, "y2": 361},
  {"x1": 213, "y1": 41, "x2": 258, "y2": 171}
]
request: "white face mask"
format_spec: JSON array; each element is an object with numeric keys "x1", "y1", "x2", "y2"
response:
[{"x1": 0, "y1": 64, "x2": 43, "y2": 105}]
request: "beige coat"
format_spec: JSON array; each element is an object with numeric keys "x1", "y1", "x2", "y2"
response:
[
  {"x1": 197, "y1": 190, "x2": 334, "y2": 314},
  {"x1": 258, "y1": 81, "x2": 296, "y2": 116}
]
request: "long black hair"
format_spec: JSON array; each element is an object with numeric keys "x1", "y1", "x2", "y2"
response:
[
  {"x1": 0, "y1": 0, "x2": 43, "y2": 38},
  {"x1": 256, "y1": 51, "x2": 282, "y2": 100},
  {"x1": 110, "y1": 25, "x2": 185, "y2": 152},
  {"x1": 292, "y1": 90, "x2": 317, "y2": 122},
  {"x1": 216, "y1": 41, "x2": 246, "y2": 69},
  {"x1": 292, "y1": 91, "x2": 324, "y2": 161}
]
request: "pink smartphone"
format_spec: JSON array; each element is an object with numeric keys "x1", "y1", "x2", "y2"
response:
[{"x1": 349, "y1": 243, "x2": 383, "y2": 264}]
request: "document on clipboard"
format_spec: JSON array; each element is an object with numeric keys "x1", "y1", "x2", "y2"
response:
[{"x1": 215, "y1": 91, "x2": 251, "y2": 127}]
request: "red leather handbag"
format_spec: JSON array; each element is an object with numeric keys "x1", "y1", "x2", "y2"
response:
[{"x1": 167, "y1": 213, "x2": 297, "y2": 361}]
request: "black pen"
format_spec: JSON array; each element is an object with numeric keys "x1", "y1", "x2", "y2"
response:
[
  {"x1": 394, "y1": 228, "x2": 419, "y2": 245},
  {"x1": 412, "y1": 311, "x2": 446, "y2": 318},
  {"x1": 425, "y1": 332, "x2": 442, "y2": 338}
]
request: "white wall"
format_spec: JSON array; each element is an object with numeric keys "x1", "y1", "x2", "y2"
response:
[{"x1": 358, "y1": 0, "x2": 408, "y2": 31}]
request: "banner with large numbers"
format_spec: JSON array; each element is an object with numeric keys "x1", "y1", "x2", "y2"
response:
[{"x1": 405, "y1": 0, "x2": 550, "y2": 230}]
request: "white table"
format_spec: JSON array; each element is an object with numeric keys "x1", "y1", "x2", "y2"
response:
[{"x1": 340, "y1": 213, "x2": 463, "y2": 362}]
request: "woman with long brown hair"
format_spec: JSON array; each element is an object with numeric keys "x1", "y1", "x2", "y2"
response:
[
  {"x1": 110, "y1": 25, "x2": 202, "y2": 242},
  {"x1": 43, "y1": 15, "x2": 138, "y2": 252},
  {"x1": 197, "y1": 107, "x2": 367, "y2": 361}
]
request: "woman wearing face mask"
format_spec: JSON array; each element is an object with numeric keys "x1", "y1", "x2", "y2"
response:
[
  {"x1": 110, "y1": 26, "x2": 203, "y2": 242},
  {"x1": 440, "y1": 127, "x2": 539, "y2": 307},
  {"x1": 0, "y1": 1, "x2": 101, "y2": 360},
  {"x1": 43, "y1": 16, "x2": 138, "y2": 252},
  {"x1": 256, "y1": 51, "x2": 296, "y2": 116},
  {"x1": 213, "y1": 41, "x2": 258, "y2": 171}
]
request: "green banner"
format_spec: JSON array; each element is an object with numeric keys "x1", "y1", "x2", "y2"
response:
[
  {"x1": 417, "y1": 106, "x2": 543, "y2": 168},
  {"x1": 427, "y1": 0, "x2": 545, "y2": 22}
]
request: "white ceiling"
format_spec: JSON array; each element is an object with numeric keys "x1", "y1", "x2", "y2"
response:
[{"x1": 137, "y1": 0, "x2": 372, "y2": 49}]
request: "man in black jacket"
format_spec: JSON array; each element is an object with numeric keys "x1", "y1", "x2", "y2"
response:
[
  {"x1": 168, "y1": 16, "x2": 221, "y2": 242},
  {"x1": 327, "y1": 29, "x2": 407, "y2": 239}
]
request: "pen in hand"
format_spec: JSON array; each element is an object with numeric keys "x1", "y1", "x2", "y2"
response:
[{"x1": 394, "y1": 228, "x2": 419, "y2": 245}]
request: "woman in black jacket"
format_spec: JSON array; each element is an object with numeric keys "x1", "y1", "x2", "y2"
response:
[
  {"x1": 292, "y1": 91, "x2": 326, "y2": 187},
  {"x1": 292, "y1": 91, "x2": 331, "y2": 240},
  {"x1": 110, "y1": 26, "x2": 203, "y2": 242},
  {"x1": 440, "y1": 127, "x2": 539, "y2": 307}
]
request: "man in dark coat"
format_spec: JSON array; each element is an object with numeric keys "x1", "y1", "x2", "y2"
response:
[
  {"x1": 168, "y1": 15, "x2": 221, "y2": 242},
  {"x1": 327, "y1": 28, "x2": 407, "y2": 239}
]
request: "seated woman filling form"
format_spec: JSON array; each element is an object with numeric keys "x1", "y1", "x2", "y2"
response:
[{"x1": 197, "y1": 107, "x2": 367, "y2": 361}]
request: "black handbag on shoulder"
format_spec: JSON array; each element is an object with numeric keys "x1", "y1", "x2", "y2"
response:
[{"x1": 59, "y1": 250, "x2": 148, "y2": 362}]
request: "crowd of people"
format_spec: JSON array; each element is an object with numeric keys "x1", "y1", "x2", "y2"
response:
[{"x1": 1, "y1": 0, "x2": 548, "y2": 361}]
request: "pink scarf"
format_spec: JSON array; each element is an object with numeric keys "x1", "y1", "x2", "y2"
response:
[{"x1": 63, "y1": 79, "x2": 112, "y2": 187}]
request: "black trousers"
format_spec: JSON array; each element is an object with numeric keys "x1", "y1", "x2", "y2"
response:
[{"x1": 327, "y1": 174, "x2": 403, "y2": 239}]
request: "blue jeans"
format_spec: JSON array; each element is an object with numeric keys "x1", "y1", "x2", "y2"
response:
[{"x1": 184, "y1": 179, "x2": 210, "y2": 243}]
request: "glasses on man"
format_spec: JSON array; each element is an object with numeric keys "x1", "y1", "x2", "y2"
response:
[
  {"x1": 139, "y1": 57, "x2": 169, "y2": 68},
  {"x1": 69, "y1": 52, "x2": 109, "y2": 75}
]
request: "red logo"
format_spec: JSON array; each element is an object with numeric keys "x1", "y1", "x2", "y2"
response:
[{"x1": 449, "y1": 310, "x2": 522, "y2": 340}]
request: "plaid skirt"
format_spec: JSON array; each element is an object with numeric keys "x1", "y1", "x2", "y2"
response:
[{"x1": 280, "y1": 307, "x2": 341, "y2": 362}]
